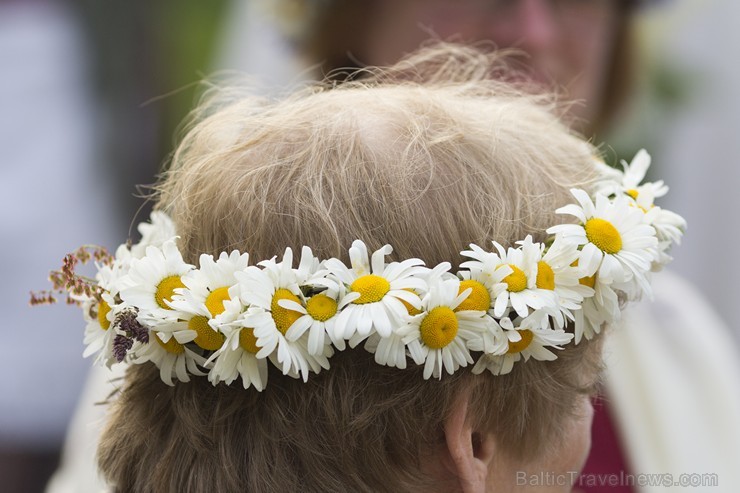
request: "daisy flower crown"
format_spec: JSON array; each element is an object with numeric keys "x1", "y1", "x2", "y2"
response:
[{"x1": 34, "y1": 150, "x2": 685, "y2": 389}]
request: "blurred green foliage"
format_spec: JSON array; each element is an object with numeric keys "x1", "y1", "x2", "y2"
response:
[
  {"x1": 74, "y1": 0, "x2": 230, "y2": 220},
  {"x1": 606, "y1": 57, "x2": 699, "y2": 180}
]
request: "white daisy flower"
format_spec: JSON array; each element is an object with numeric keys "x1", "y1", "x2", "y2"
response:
[
  {"x1": 573, "y1": 254, "x2": 620, "y2": 344},
  {"x1": 361, "y1": 262, "x2": 457, "y2": 369},
  {"x1": 131, "y1": 330, "x2": 207, "y2": 386},
  {"x1": 130, "y1": 211, "x2": 177, "y2": 259},
  {"x1": 82, "y1": 289, "x2": 120, "y2": 367},
  {"x1": 626, "y1": 190, "x2": 685, "y2": 267},
  {"x1": 233, "y1": 248, "x2": 330, "y2": 381},
  {"x1": 548, "y1": 189, "x2": 658, "y2": 297},
  {"x1": 207, "y1": 314, "x2": 268, "y2": 391},
  {"x1": 293, "y1": 245, "x2": 325, "y2": 285},
  {"x1": 596, "y1": 149, "x2": 669, "y2": 201},
  {"x1": 449, "y1": 270, "x2": 508, "y2": 357},
  {"x1": 395, "y1": 277, "x2": 490, "y2": 379},
  {"x1": 642, "y1": 202, "x2": 686, "y2": 246},
  {"x1": 88, "y1": 212, "x2": 183, "y2": 356},
  {"x1": 464, "y1": 313, "x2": 508, "y2": 359},
  {"x1": 628, "y1": 189, "x2": 686, "y2": 272},
  {"x1": 516, "y1": 235, "x2": 593, "y2": 329},
  {"x1": 104, "y1": 243, "x2": 135, "y2": 290},
  {"x1": 166, "y1": 250, "x2": 249, "y2": 352},
  {"x1": 458, "y1": 243, "x2": 510, "y2": 312},
  {"x1": 275, "y1": 247, "x2": 346, "y2": 354},
  {"x1": 362, "y1": 329, "x2": 409, "y2": 370},
  {"x1": 463, "y1": 241, "x2": 557, "y2": 319},
  {"x1": 326, "y1": 240, "x2": 427, "y2": 342},
  {"x1": 279, "y1": 289, "x2": 344, "y2": 355},
  {"x1": 472, "y1": 317, "x2": 573, "y2": 376},
  {"x1": 119, "y1": 239, "x2": 194, "y2": 327},
  {"x1": 81, "y1": 246, "x2": 138, "y2": 366}
]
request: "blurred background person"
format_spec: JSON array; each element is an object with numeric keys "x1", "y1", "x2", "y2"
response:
[
  {"x1": 222, "y1": 0, "x2": 740, "y2": 342},
  {"x1": 205, "y1": 0, "x2": 740, "y2": 490}
]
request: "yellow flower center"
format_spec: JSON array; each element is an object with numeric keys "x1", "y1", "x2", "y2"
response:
[
  {"x1": 571, "y1": 259, "x2": 597, "y2": 288},
  {"x1": 628, "y1": 199, "x2": 652, "y2": 213},
  {"x1": 585, "y1": 218, "x2": 622, "y2": 254},
  {"x1": 97, "y1": 299, "x2": 111, "y2": 330},
  {"x1": 626, "y1": 189, "x2": 639, "y2": 200},
  {"x1": 155, "y1": 275, "x2": 185, "y2": 310},
  {"x1": 271, "y1": 288, "x2": 303, "y2": 335},
  {"x1": 306, "y1": 294, "x2": 338, "y2": 321},
  {"x1": 400, "y1": 289, "x2": 422, "y2": 316},
  {"x1": 507, "y1": 330, "x2": 534, "y2": 354},
  {"x1": 419, "y1": 306, "x2": 458, "y2": 349},
  {"x1": 536, "y1": 261, "x2": 555, "y2": 290},
  {"x1": 579, "y1": 273, "x2": 597, "y2": 289},
  {"x1": 455, "y1": 280, "x2": 491, "y2": 312},
  {"x1": 155, "y1": 333, "x2": 185, "y2": 355},
  {"x1": 205, "y1": 287, "x2": 231, "y2": 317},
  {"x1": 239, "y1": 327, "x2": 260, "y2": 354},
  {"x1": 501, "y1": 264, "x2": 528, "y2": 293},
  {"x1": 188, "y1": 315, "x2": 225, "y2": 351},
  {"x1": 350, "y1": 274, "x2": 390, "y2": 304}
]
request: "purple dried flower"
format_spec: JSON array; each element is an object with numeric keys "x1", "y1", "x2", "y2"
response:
[
  {"x1": 131, "y1": 324, "x2": 150, "y2": 344},
  {"x1": 117, "y1": 309, "x2": 149, "y2": 344},
  {"x1": 112, "y1": 335, "x2": 133, "y2": 363}
]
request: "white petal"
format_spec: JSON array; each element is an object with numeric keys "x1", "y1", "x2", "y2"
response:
[{"x1": 372, "y1": 302, "x2": 393, "y2": 337}]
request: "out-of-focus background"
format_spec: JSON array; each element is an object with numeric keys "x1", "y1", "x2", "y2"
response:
[{"x1": 2, "y1": 1, "x2": 738, "y2": 491}]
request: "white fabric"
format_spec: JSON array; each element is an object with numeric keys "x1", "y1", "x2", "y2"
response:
[
  {"x1": 604, "y1": 269, "x2": 740, "y2": 492},
  {"x1": 45, "y1": 365, "x2": 125, "y2": 493}
]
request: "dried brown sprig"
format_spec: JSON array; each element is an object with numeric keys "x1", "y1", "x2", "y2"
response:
[
  {"x1": 31, "y1": 243, "x2": 146, "y2": 363},
  {"x1": 30, "y1": 244, "x2": 115, "y2": 307},
  {"x1": 29, "y1": 291, "x2": 57, "y2": 306}
]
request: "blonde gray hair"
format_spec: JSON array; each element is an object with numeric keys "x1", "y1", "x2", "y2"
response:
[{"x1": 98, "y1": 44, "x2": 602, "y2": 493}]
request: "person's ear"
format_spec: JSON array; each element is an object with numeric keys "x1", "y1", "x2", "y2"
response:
[{"x1": 443, "y1": 391, "x2": 496, "y2": 493}]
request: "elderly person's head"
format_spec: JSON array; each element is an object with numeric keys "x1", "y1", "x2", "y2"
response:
[{"x1": 97, "y1": 46, "x2": 604, "y2": 492}]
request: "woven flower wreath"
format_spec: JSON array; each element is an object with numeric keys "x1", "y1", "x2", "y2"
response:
[{"x1": 33, "y1": 150, "x2": 685, "y2": 389}]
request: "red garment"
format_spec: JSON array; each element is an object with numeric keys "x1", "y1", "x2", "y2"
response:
[{"x1": 578, "y1": 398, "x2": 635, "y2": 493}]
